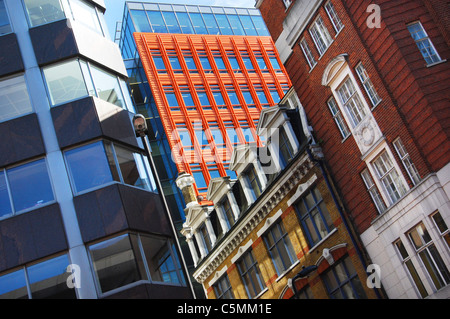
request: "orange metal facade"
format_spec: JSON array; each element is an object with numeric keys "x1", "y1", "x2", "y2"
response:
[{"x1": 134, "y1": 33, "x2": 291, "y2": 196}]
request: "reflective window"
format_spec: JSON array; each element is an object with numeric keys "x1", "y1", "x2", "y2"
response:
[
  {"x1": 295, "y1": 187, "x2": 335, "y2": 246},
  {"x1": 162, "y1": 11, "x2": 181, "y2": 33},
  {"x1": 0, "y1": 75, "x2": 33, "y2": 123},
  {"x1": 0, "y1": 269, "x2": 28, "y2": 299},
  {"x1": 228, "y1": 15, "x2": 245, "y2": 35},
  {"x1": 239, "y1": 15, "x2": 257, "y2": 36},
  {"x1": 42, "y1": 60, "x2": 88, "y2": 106},
  {"x1": 147, "y1": 10, "x2": 168, "y2": 33},
  {"x1": 322, "y1": 256, "x2": 367, "y2": 299},
  {"x1": 176, "y1": 12, "x2": 194, "y2": 34},
  {"x1": 213, "y1": 274, "x2": 234, "y2": 299},
  {"x1": 24, "y1": 0, "x2": 65, "y2": 27},
  {"x1": 43, "y1": 59, "x2": 131, "y2": 110},
  {"x1": 64, "y1": 141, "x2": 156, "y2": 194},
  {"x1": 69, "y1": 0, "x2": 103, "y2": 35},
  {"x1": 0, "y1": 171, "x2": 12, "y2": 218},
  {"x1": 189, "y1": 12, "x2": 207, "y2": 34},
  {"x1": 130, "y1": 9, "x2": 151, "y2": 32},
  {"x1": 215, "y1": 14, "x2": 232, "y2": 35},
  {"x1": 88, "y1": 232, "x2": 186, "y2": 294},
  {"x1": 0, "y1": 0, "x2": 11, "y2": 35},
  {"x1": 6, "y1": 159, "x2": 54, "y2": 214},
  {"x1": 250, "y1": 15, "x2": 269, "y2": 36},
  {"x1": 408, "y1": 22, "x2": 442, "y2": 65},
  {"x1": 236, "y1": 249, "x2": 266, "y2": 298},
  {"x1": 202, "y1": 13, "x2": 219, "y2": 35},
  {"x1": 89, "y1": 65, "x2": 126, "y2": 108},
  {"x1": 64, "y1": 141, "x2": 116, "y2": 193},
  {"x1": 0, "y1": 254, "x2": 76, "y2": 299},
  {"x1": 27, "y1": 255, "x2": 76, "y2": 299},
  {"x1": 264, "y1": 221, "x2": 297, "y2": 275}
]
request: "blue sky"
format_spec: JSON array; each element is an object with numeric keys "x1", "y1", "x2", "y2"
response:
[{"x1": 103, "y1": 0, "x2": 257, "y2": 39}]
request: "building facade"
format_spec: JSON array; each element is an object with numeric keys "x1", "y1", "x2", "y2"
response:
[
  {"x1": 180, "y1": 89, "x2": 381, "y2": 299},
  {"x1": 257, "y1": 0, "x2": 450, "y2": 299},
  {"x1": 0, "y1": 0, "x2": 193, "y2": 299},
  {"x1": 117, "y1": 2, "x2": 292, "y2": 296}
]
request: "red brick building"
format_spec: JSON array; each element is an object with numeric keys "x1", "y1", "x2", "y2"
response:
[{"x1": 257, "y1": 0, "x2": 450, "y2": 299}]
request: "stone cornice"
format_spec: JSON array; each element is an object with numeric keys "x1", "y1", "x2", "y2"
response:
[{"x1": 193, "y1": 152, "x2": 315, "y2": 283}]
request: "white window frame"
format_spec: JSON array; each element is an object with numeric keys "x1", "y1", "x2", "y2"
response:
[
  {"x1": 309, "y1": 15, "x2": 333, "y2": 57},
  {"x1": 361, "y1": 168, "x2": 387, "y2": 214},
  {"x1": 282, "y1": 0, "x2": 292, "y2": 9},
  {"x1": 371, "y1": 149, "x2": 408, "y2": 205},
  {"x1": 327, "y1": 96, "x2": 350, "y2": 139},
  {"x1": 393, "y1": 137, "x2": 421, "y2": 186},
  {"x1": 355, "y1": 63, "x2": 381, "y2": 107},
  {"x1": 324, "y1": 1, "x2": 344, "y2": 33},
  {"x1": 407, "y1": 21, "x2": 443, "y2": 66},
  {"x1": 299, "y1": 38, "x2": 317, "y2": 69}
]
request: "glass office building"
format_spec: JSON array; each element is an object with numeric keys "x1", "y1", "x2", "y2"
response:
[
  {"x1": 117, "y1": 2, "x2": 290, "y2": 219},
  {"x1": 0, "y1": 0, "x2": 193, "y2": 299}
]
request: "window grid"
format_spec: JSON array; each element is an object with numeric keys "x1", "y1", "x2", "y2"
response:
[
  {"x1": 407, "y1": 223, "x2": 450, "y2": 291},
  {"x1": 299, "y1": 38, "x2": 317, "y2": 69},
  {"x1": 361, "y1": 169, "x2": 387, "y2": 214},
  {"x1": 263, "y1": 221, "x2": 297, "y2": 275},
  {"x1": 327, "y1": 97, "x2": 350, "y2": 138},
  {"x1": 309, "y1": 16, "x2": 333, "y2": 56},
  {"x1": 294, "y1": 187, "x2": 335, "y2": 247},
  {"x1": 355, "y1": 63, "x2": 381, "y2": 107},
  {"x1": 245, "y1": 165, "x2": 262, "y2": 199},
  {"x1": 213, "y1": 274, "x2": 235, "y2": 299},
  {"x1": 431, "y1": 211, "x2": 450, "y2": 250},
  {"x1": 393, "y1": 138, "x2": 421, "y2": 186},
  {"x1": 394, "y1": 239, "x2": 429, "y2": 298},
  {"x1": 407, "y1": 22, "x2": 442, "y2": 65},
  {"x1": 237, "y1": 250, "x2": 266, "y2": 298},
  {"x1": 372, "y1": 151, "x2": 407, "y2": 205},
  {"x1": 324, "y1": 1, "x2": 344, "y2": 33},
  {"x1": 337, "y1": 77, "x2": 367, "y2": 127}
]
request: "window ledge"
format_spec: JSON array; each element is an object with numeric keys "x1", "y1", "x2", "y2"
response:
[
  {"x1": 308, "y1": 228, "x2": 338, "y2": 253},
  {"x1": 275, "y1": 259, "x2": 301, "y2": 283},
  {"x1": 426, "y1": 59, "x2": 447, "y2": 68}
]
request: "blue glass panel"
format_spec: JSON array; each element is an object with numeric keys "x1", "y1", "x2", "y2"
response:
[
  {"x1": 242, "y1": 128, "x2": 255, "y2": 142},
  {"x1": 209, "y1": 170, "x2": 221, "y2": 179},
  {"x1": 65, "y1": 142, "x2": 114, "y2": 193},
  {"x1": 28, "y1": 255, "x2": 75, "y2": 299},
  {"x1": 197, "y1": 92, "x2": 210, "y2": 106},
  {"x1": 0, "y1": 269, "x2": 28, "y2": 299},
  {"x1": 182, "y1": 92, "x2": 195, "y2": 106},
  {"x1": 270, "y1": 90, "x2": 280, "y2": 104},
  {"x1": 227, "y1": 91, "x2": 239, "y2": 105},
  {"x1": 227, "y1": 15, "x2": 245, "y2": 35},
  {"x1": 0, "y1": 171, "x2": 12, "y2": 218},
  {"x1": 176, "y1": 12, "x2": 194, "y2": 34},
  {"x1": 0, "y1": 0, "x2": 12, "y2": 35},
  {"x1": 242, "y1": 91, "x2": 254, "y2": 105},
  {"x1": 189, "y1": 12, "x2": 207, "y2": 34},
  {"x1": 238, "y1": 15, "x2": 257, "y2": 36},
  {"x1": 214, "y1": 56, "x2": 226, "y2": 70},
  {"x1": 147, "y1": 10, "x2": 168, "y2": 33},
  {"x1": 241, "y1": 57, "x2": 255, "y2": 71},
  {"x1": 130, "y1": 10, "x2": 151, "y2": 32},
  {"x1": 184, "y1": 56, "x2": 197, "y2": 70},
  {"x1": 215, "y1": 14, "x2": 232, "y2": 35},
  {"x1": 251, "y1": 16, "x2": 269, "y2": 36},
  {"x1": 169, "y1": 56, "x2": 182, "y2": 71},
  {"x1": 256, "y1": 91, "x2": 268, "y2": 104},
  {"x1": 202, "y1": 13, "x2": 219, "y2": 35},
  {"x1": 179, "y1": 130, "x2": 192, "y2": 147},
  {"x1": 152, "y1": 56, "x2": 166, "y2": 70},
  {"x1": 8, "y1": 159, "x2": 54, "y2": 212},
  {"x1": 270, "y1": 57, "x2": 281, "y2": 70},
  {"x1": 213, "y1": 92, "x2": 225, "y2": 105},
  {"x1": 199, "y1": 57, "x2": 212, "y2": 70},
  {"x1": 226, "y1": 170, "x2": 237, "y2": 180},
  {"x1": 193, "y1": 171, "x2": 207, "y2": 189},
  {"x1": 210, "y1": 129, "x2": 224, "y2": 145},
  {"x1": 162, "y1": 11, "x2": 181, "y2": 33},
  {"x1": 166, "y1": 93, "x2": 178, "y2": 107},
  {"x1": 226, "y1": 128, "x2": 240, "y2": 145}
]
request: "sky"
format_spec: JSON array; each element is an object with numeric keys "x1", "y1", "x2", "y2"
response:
[{"x1": 103, "y1": 0, "x2": 258, "y2": 40}]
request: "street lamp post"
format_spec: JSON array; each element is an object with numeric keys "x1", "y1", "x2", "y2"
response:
[{"x1": 132, "y1": 114, "x2": 196, "y2": 298}]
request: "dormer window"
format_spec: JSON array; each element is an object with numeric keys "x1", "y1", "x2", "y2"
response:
[
  {"x1": 244, "y1": 165, "x2": 263, "y2": 200},
  {"x1": 278, "y1": 126, "x2": 295, "y2": 168}
]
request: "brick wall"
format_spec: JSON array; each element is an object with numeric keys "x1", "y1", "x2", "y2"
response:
[{"x1": 259, "y1": 0, "x2": 450, "y2": 234}]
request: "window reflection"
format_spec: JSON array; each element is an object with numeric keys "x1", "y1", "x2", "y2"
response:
[
  {"x1": 0, "y1": 75, "x2": 33, "y2": 123},
  {"x1": 0, "y1": 0, "x2": 12, "y2": 35},
  {"x1": 24, "y1": 0, "x2": 65, "y2": 27}
]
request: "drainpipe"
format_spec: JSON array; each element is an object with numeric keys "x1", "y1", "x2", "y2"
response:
[{"x1": 306, "y1": 141, "x2": 383, "y2": 299}]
